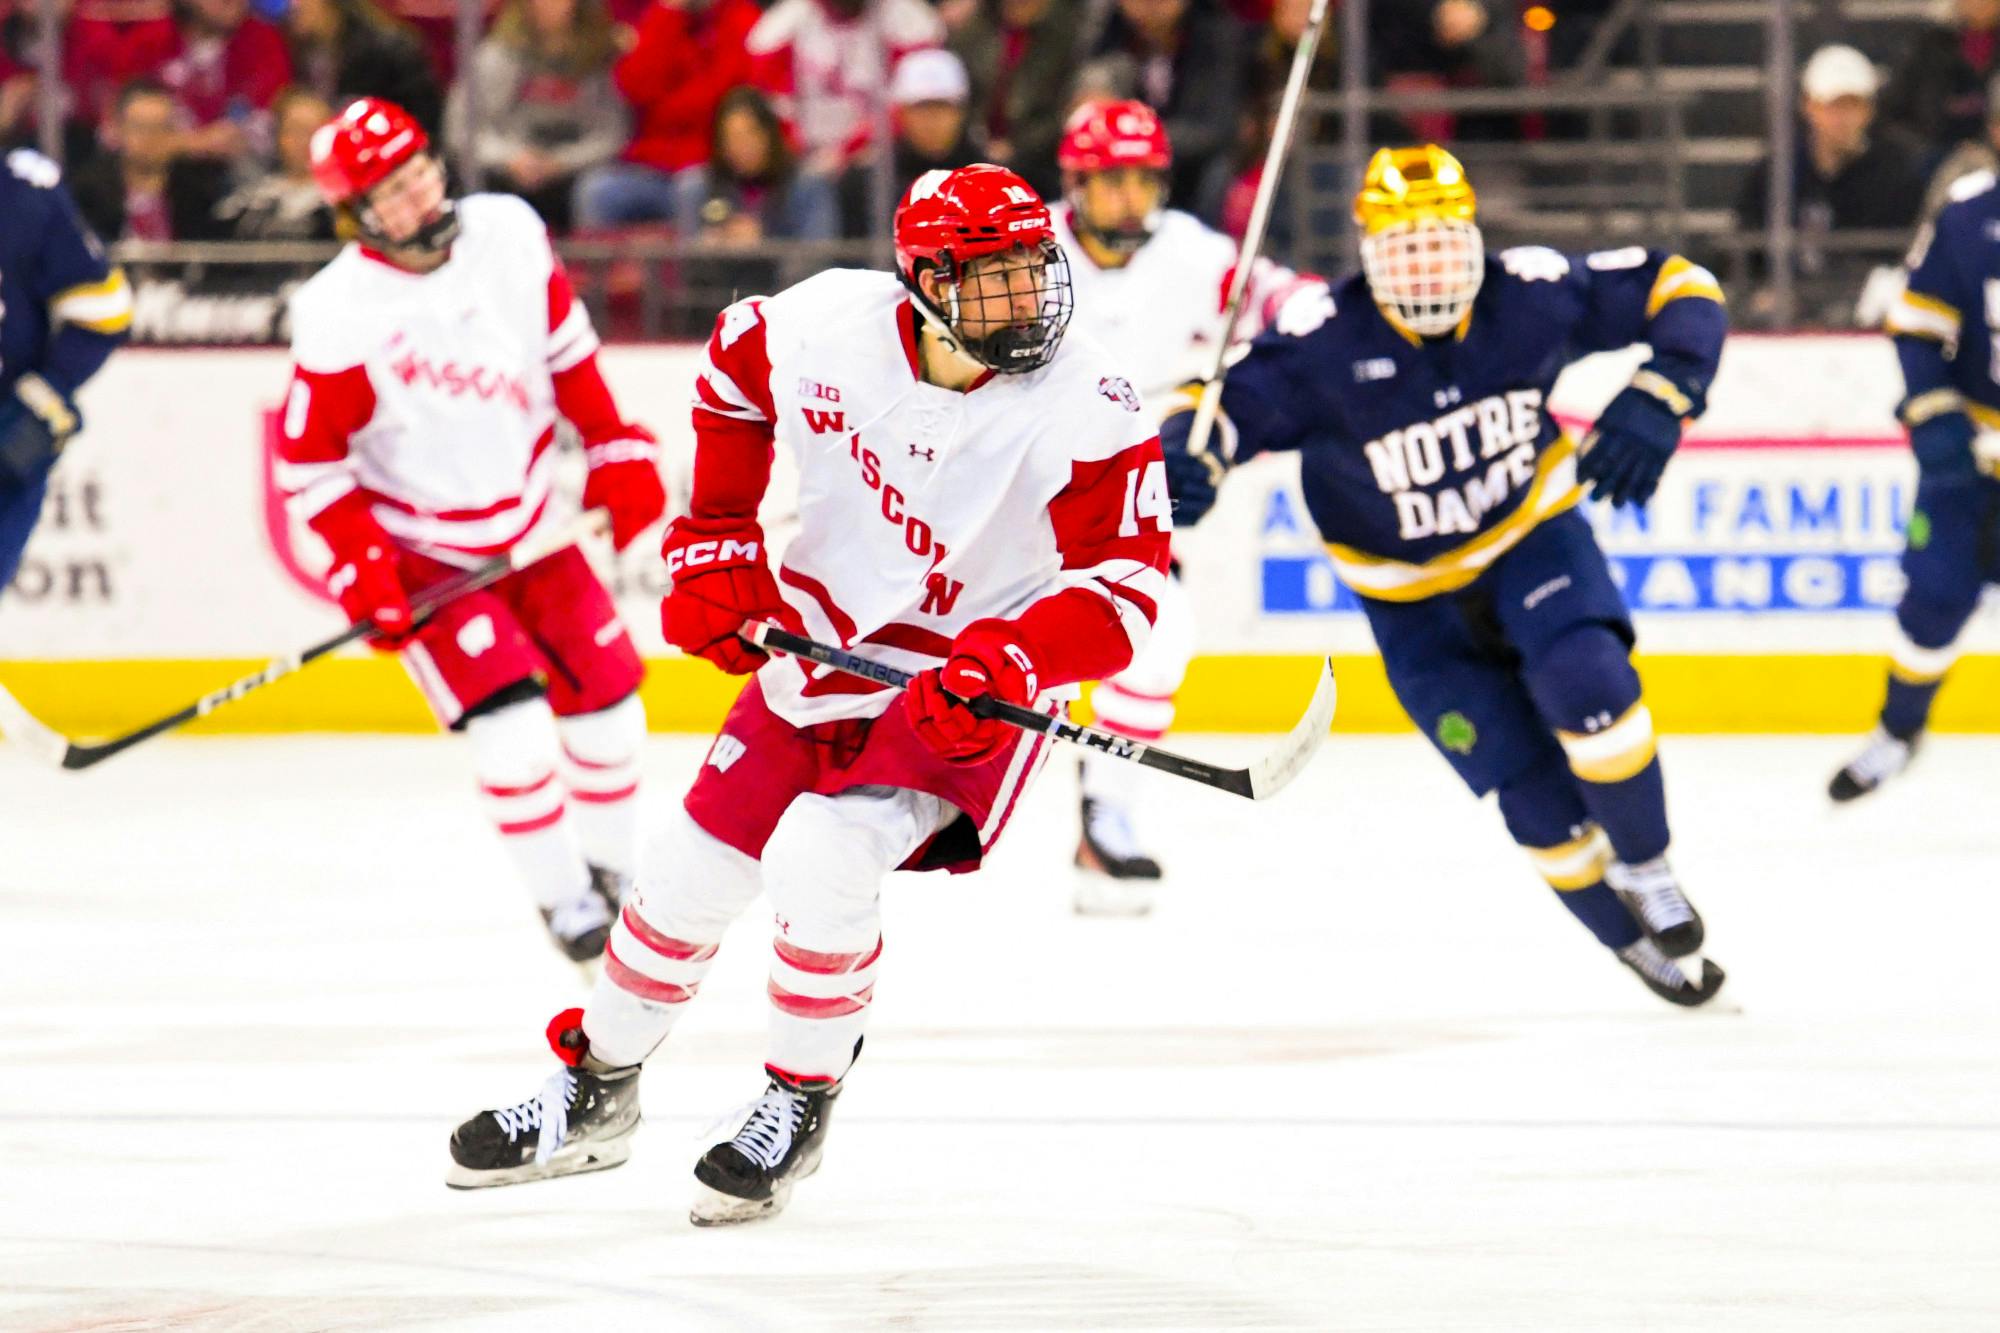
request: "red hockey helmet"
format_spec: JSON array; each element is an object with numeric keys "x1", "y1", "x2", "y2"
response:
[
  {"x1": 1057, "y1": 99, "x2": 1172, "y2": 175},
  {"x1": 309, "y1": 97, "x2": 428, "y2": 205},
  {"x1": 894, "y1": 164, "x2": 1073, "y2": 374}
]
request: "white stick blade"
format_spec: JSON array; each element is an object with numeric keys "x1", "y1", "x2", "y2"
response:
[
  {"x1": 0, "y1": 682, "x2": 74, "y2": 768},
  {"x1": 1247, "y1": 657, "x2": 1338, "y2": 800}
]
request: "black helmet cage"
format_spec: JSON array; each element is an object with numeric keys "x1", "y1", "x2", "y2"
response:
[{"x1": 904, "y1": 238, "x2": 1075, "y2": 374}]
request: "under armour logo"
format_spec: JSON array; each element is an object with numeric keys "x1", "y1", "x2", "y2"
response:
[
  {"x1": 909, "y1": 444, "x2": 935, "y2": 461},
  {"x1": 708, "y1": 735, "x2": 747, "y2": 771}
]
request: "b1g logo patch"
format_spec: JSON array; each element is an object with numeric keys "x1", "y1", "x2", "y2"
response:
[
  {"x1": 1097, "y1": 376, "x2": 1141, "y2": 413},
  {"x1": 1436, "y1": 711, "x2": 1478, "y2": 755}
]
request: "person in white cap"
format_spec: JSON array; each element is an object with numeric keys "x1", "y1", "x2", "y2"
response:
[
  {"x1": 837, "y1": 48, "x2": 980, "y2": 236},
  {"x1": 1736, "y1": 43, "x2": 1925, "y2": 236}
]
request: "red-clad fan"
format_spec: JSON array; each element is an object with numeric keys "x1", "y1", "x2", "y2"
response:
[
  {"x1": 279, "y1": 97, "x2": 667, "y2": 964},
  {"x1": 446, "y1": 164, "x2": 1172, "y2": 1226}
]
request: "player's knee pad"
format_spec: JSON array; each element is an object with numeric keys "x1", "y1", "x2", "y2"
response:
[
  {"x1": 556, "y1": 691, "x2": 644, "y2": 771},
  {"x1": 761, "y1": 789, "x2": 938, "y2": 947},
  {"x1": 1523, "y1": 625, "x2": 1656, "y2": 786},
  {"x1": 463, "y1": 691, "x2": 562, "y2": 785},
  {"x1": 629, "y1": 808, "x2": 762, "y2": 941}
]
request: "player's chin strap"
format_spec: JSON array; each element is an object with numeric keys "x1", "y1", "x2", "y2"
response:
[
  {"x1": 1068, "y1": 196, "x2": 1162, "y2": 259},
  {"x1": 904, "y1": 276, "x2": 992, "y2": 372},
  {"x1": 353, "y1": 194, "x2": 461, "y2": 259}
]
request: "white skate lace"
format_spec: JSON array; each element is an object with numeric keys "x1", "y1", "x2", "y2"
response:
[
  {"x1": 728, "y1": 1084, "x2": 806, "y2": 1171},
  {"x1": 490, "y1": 1068, "x2": 576, "y2": 1165},
  {"x1": 547, "y1": 891, "x2": 613, "y2": 943},
  {"x1": 1084, "y1": 798, "x2": 1147, "y2": 863},
  {"x1": 1618, "y1": 939, "x2": 1691, "y2": 991},
  {"x1": 1846, "y1": 729, "x2": 1912, "y2": 786},
  {"x1": 1612, "y1": 857, "x2": 1693, "y2": 932}
]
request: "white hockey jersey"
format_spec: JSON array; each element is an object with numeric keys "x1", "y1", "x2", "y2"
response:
[
  {"x1": 1053, "y1": 205, "x2": 1315, "y2": 412},
  {"x1": 692, "y1": 268, "x2": 1172, "y2": 727},
  {"x1": 277, "y1": 193, "x2": 643, "y2": 566}
]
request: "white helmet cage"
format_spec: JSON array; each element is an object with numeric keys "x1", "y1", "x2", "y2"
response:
[{"x1": 1359, "y1": 218, "x2": 1486, "y2": 337}]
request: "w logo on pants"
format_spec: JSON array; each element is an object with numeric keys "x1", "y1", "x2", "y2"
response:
[{"x1": 708, "y1": 735, "x2": 747, "y2": 772}]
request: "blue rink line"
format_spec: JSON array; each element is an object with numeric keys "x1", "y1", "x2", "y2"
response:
[{"x1": 1261, "y1": 552, "x2": 1909, "y2": 615}]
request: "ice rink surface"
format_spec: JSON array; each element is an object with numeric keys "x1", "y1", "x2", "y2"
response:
[{"x1": 1, "y1": 727, "x2": 1997, "y2": 1332}]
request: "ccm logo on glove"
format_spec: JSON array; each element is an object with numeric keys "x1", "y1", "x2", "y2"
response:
[{"x1": 666, "y1": 538, "x2": 762, "y2": 576}]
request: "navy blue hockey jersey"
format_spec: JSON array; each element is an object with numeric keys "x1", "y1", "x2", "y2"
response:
[
  {"x1": 1216, "y1": 245, "x2": 1726, "y2": 602},
  {"x1": 1885, "y1": 171, "x2": 2000, "y2": 450},
  {"x1": 0, "y1": 148, "x2": 132, "y2": 402}
]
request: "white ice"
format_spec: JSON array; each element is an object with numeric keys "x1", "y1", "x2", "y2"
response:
[{"x1": 1, "y1": 729, "x2": 1997, "y2": 1332}]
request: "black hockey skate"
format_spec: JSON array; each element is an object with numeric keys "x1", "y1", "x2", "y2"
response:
[
  {"x1": 587, "y1": 862, "x2": 634, "y2": 910},
  {"x1": 446, "y1": 1009, "x2": 639, "y2": 1189},
  {"x1": 1074, "y1": 793, "x2": 1162, "y2": 917},
  {"x1": 541, "y1": 887, "x2": 614, "y2": 963},
  {"x1": 690, "y1": 1059, "x2": 851, "y2": 1226},
  {"x1": 1606, "y1": 856, "x2": 1704, "y2": 957},
  {"x1": 1829, "y1": 727, "x2": 1919, "y2": 802},
  {"x1": 1617, "y1": 937, "x2": 1726, "y2": 1007}
]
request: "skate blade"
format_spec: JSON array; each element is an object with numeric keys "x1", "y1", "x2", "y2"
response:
[
  {"x1": 444, "y1": 1138, "x2": 631, "y2": 1190},
  {"x1": 689, "y1": 1179, "x2": 791, "y2": 1227},
  {"x1": 1071, "y1": 871, "x2": 1156, "y2": 918}
]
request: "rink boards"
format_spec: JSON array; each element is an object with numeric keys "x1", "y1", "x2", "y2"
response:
[{"x1": 3, "y1": 333, "x2": 1997, "y2": 734}]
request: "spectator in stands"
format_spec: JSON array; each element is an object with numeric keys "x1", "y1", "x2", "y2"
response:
[
  {"x1": 1078, "y1": 0, "x2": 1244, "y2": 206},
  {"x1": 1920, "y1": 69, "x2": 2000, "y2": 224},
  {"x1": 1737, "y1": 45, "x2": 1925, "y2": 235},
  {"x1": 0, "y1": 1, "x2": 36, "y2": 148},
  {"x1": 838, "y1": 47, "x2": 978, "y2": 237},
  {"x1": 947, "y1": 0, "x2": 1089, "y2": 198},
  {"x1": 61, "y1": 0, "x2": 178, "y2": 133},
  {"x1": 70, "y1": 78, "x2": 229, "y2": 240},
  {"x1": 380, "y1": 0, "x2": 458, "y2": 84},
  {"x1": 158, "y1": 0, "x2": 294, "y2": 163},
  {"x1": 1369, "y1": 0, "x2": 1524, "y2": 143},
  {"x1": 1881, "y1": 0, "x2": 2000, "y2": 162},
  {"x1": 448, "y1": 0, "x2": 627, "y2": 231},
  {"x1": 747, "y1": 0, "x2": 944, "y2": 179},
  {"x1": 571, "y1": 0, "x2": 761, "y2": 230},
  {"x1": 213, "y1": 85, "x2": 335, "y2": 238},
  {"x1": 285, "y1": 0, "x2": 441, "y2": 136},
  {"x1": 672, "y1": 84, "x2": 837, "y2": 242}
]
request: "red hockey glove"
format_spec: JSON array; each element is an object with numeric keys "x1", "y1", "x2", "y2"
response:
[
  {"x1": 308, "y1": 494, "x2": 413, "y2": 650},
  {"x1": 582, "y1": 438, "x2": 667, "y2": 551},
  {"x1": 661, "y1": 515, "x2": 784, "y2": 674},
  {"x1": 905, "y1": 618, "x2": 1041, "y2": 766}
]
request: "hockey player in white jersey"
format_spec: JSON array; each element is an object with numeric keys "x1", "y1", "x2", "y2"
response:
[
  {"x1": 1052, "y1": 98, "x2": 1317, "y2": 914},
  {"x1": 280, "y1": 99, "x2": 666, "y2": 963},
  {"x1": 445, "y1": 164, "x2": 1172, "y2": 1223}
]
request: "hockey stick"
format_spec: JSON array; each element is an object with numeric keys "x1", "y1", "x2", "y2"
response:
[
  {"x1": 1184, "y1": 0, "x2": 1333, "y2": 465},
  {"x1": 742, "y1": 622, "x2": 1337, "y2": 801},
  {"x1": 0, "y1": 509, "x2": 612, "y2": 772}
]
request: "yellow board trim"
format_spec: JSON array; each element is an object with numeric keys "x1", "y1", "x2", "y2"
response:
[{"x1": 7, "y1": 654, "x2": 2000, "y2": 737}]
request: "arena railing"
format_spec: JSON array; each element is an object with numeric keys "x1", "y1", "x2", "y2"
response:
[{"x1": 107, "y1": 238, "x2": 881, "y2": 346}]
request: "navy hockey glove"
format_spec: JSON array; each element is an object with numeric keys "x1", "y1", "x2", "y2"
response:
[
  {"x1": 0, "y1": 374, "x2": 80, "y2": 487},
  {"x1": 1158, "y1": 399, "x2": 1229, "y2": 527},
  {"x1": 1907, "y1": 412, "x2": 1979, "y2": 482},
  {"x1": 1578, "y1": 370, "x2": 1690, "y2": 508}
]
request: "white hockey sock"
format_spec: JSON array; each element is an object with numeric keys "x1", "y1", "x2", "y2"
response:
[
  {"x1": 467, "y1": 696, "x2": 590, "y2": 911},
  {"x1": 557, "y1": 694, "x2": 645, "y2": 879},
  {"x1": 760, "y1": 789, "x2": 944, "y2": 1081},
  {"x1": 1082, "y1": 680, "x2": 1177, "y2": 807},
  {"x1": 583, "y1": 809, "x2": 763, "y2": 1067}
]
